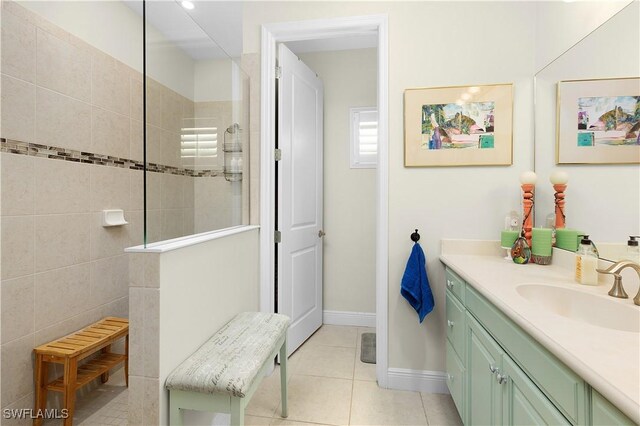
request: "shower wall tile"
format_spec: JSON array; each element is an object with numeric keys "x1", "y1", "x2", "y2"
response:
[
  {"x1": 0, "y1": 333, "x2": 34, "y2": 408},
  {"x1": 161, "y1": 173, "x2": 184, "y2": 209},
  {"x1": 34, "y1": 156, "x2": 90, "y2": 214},
  {"x1": 128, "y1": 288, "x2": 144, "y2": 376},
  {"x1": 34, "y1": 264, "x2": 90, "y2": 330},
  {"x1": 1, "y1": 74, "x2": 36, "y2": 143},
  {"x1": 131, "y1": 77, "x2": 143, "y2": 122},
  {"x1": 146, "y1": 78, "x2": 163, "y2": 128},
  {"x1": 1, "y1": 216, "x2": 35, "y2": 280},
  {"x1": 162, "y1": 129, "x2": 181, "y2": 169},
  {"x1": 183, "y1": 208, "x2": 195, "y2": 236},
  {"x1": 126, "y1": 210, "x2": 144, "y2": 247},
  {"x1": 36, "y1": 28, "x2": 91, "y2": 103},
  {"x1": 145, "y1": 210, "x2": 163, "y2": 244},
  {"x1": 146, "y1": 172, "x2": 163, "y2": 210},
  {"x1": 1, "y1": 276, "x2": 35, "y2": 344},
  {"x1": 130, "y1": 169, "x2": 144, "y2": 211},
  {"x1": 162, "y1": 209, "x2": 185, "y2": 240},
  {"x1": 1, "y1": 9, "x2": 36, "y2": 83},
  {"x1": 183, "y1": 176, "x2": 195, "y2": 209},
  {"x1": 90, "y1": 213, "x2": 130, "y2": 260},
  {"x1": 89, "y1": 164, "x2": 131, "y2": 212},
  {"x1": 33, "y1": 308, "x2": 101, "y2": 348},
  {"x1": 130, "y1": 119, "x2": 144, "y2": 162},
  {"x1": 1, "y1": 153, "x2": 35, "y2": 216},
  {"x1": 91, "y1": 106, "x2": 130, "y2": 159},
  {"x1": 146, "y1": 124, "x2": 164, "y2": 165},
  {"x1": 90, "y1": 255, "x2": 129, "y2": 308},
  {"x1": 91, "y1": 52, "x2": 131, "y2": 116},
  {"x1": 1, "y1": 391, "x2": 34, "y2": 426},
  {"x1": 161, "y1": 89, "x2": 183, "y2": 134},
  {"x1": 35, "y1": 87, "x2": 91, "y2": 152},
  {"x1": 35, "y1": 213, "x2": 90, "y2": 272}
]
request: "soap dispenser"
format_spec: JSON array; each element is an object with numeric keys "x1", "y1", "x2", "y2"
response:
[
  {"x1": 626, "y1": 236, "x2": 640, "y2": 262},
  {"x1": 575, "y1": 235, "x2": 598, "y2": 285}
]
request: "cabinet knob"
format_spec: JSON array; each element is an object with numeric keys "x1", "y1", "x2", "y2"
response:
[
  {"x1": 447, "y1": 320, "x2": 455, "y2": 328},
  {"x1": 447, "y1": 373, "x2": 454, "y2": 382},
  {"x1": 496, "y1": 373, "x2": 508, "y2": 385},
  {"x1": 489, "y1": 365, "x2": 498, "y2": 374},
  {"x1": 446, "y1": 280, "x2": 454, "y2": 289}
]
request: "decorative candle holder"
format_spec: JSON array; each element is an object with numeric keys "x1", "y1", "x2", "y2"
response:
[
  {"x1": 519, "y1": 171, "x2": 536, "y2": 260},
  {"x1": 550, "y1": 171, "x2": 569, "y2": 230}
]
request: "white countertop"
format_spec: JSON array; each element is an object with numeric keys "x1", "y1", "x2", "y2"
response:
[{"x1": 440, "y1": 250, "x2": 640, "y2": 423}]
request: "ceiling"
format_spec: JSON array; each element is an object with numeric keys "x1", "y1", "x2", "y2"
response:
[{"x1": 124, "y1": 1, "x2": 377, "y2": 62}]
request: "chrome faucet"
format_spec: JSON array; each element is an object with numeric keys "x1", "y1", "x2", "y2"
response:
[{"x1": 596, "y1": 260, "x2": 640, "y2": 306}]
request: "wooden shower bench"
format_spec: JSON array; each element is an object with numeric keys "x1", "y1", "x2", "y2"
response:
[
  {"x1": 33, "y1": 317, "x2": 129, "y2": 426},
  {"x1": 165, "y1": 312, "x2": 290, "y2": 426}
]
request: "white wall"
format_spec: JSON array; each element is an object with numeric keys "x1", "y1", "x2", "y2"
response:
[
  {"x1": 534, "y1": 1, "x2": 631, "y2": 72},
  {"x1": 244, "y1": 1, "x2": 536, "y2": 375},
  {"x1": 297, "y1": 48, "x2": 377, "y2": 315},
  {"x1": 128, "y1": 229, "x2": 260, "y2": 425},
  {"x1": 534, "y1": 1, "x2": 640, "y2": 245},
  {"x1": 194, "y1": 58, "x2": 233, "y2": 102},
  {"x1": 20, "y1": 0, "x2": 196, "y2": 99},
  {"x1": 158, "y1": 229, "x2": 260, "y2": 425}
]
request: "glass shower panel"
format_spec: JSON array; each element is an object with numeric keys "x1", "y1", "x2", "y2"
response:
[{"x1": 143, "y1": 1, "x2": 249, "y2": 245}]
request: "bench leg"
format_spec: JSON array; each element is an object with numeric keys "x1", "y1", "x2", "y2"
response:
[
  {"x1": 279, "y1": 337, "x2": 288, "y2": 418},
  {"x1": 230, "y1": 397, "x2": 244, "y2": 426},
  {"x1": 101, "y1": 345, "x2": 112, "y2": 384},
  {"x1": 62, "y1": 358, "x2": 78, "y2": 426},
  {"x1": 33, "y1": 354, "x2": 49, "y2": 426},
  {"x1": 169, "y1": 391, "x2": 183, "y2": 426}
]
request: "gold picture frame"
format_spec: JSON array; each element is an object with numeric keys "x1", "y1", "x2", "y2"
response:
[
  {"x1": 556, "y1": 77, "x2": 640, "y2": 165},
  {"x1": 404, "y1": 83, "x2": 513, "y2": 167}
]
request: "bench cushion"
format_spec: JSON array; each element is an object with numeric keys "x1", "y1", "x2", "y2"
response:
[{"x1": 165, "y1": 312, "x2": 290, "y2": 398}]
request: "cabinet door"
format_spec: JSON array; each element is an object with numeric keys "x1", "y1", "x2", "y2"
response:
[
  {"x1": 591, "y1": 389, "x2": 635, "y2": 426},
  {"x1": 467, "y1": 314, "x2": 503, "y2": 425},
  {"x1": 502, "y1": 356, "x2": 570, "y2": 425}
]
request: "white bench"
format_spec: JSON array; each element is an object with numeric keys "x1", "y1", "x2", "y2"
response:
[{"x1": 165, "y1": 312, "x2": 290, "y2": 426}]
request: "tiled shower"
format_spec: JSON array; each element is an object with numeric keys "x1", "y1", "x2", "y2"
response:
[{"x1": 0, "y1": 0, "x2": 251, "y2": 420}]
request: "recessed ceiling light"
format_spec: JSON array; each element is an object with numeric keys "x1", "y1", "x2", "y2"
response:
[{"x1": 181, "y1": 1, "x2": 195, "y2": 10}]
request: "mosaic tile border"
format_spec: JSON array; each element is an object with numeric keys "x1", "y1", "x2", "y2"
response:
[{"x1": 0, "y1": 138, "x2": 220, "y2": 178}]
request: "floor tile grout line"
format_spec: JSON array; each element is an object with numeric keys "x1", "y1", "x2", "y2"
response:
[
  {"x1": 420, "y1": 391, "x2": 431, "y2": 426},
  {"x1": 348, "y1": 336, "x2": 358, "y2": 426}
]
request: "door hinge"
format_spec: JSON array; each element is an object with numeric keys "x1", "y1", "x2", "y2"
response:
[
  {"x1": 274, "y1": 149, "x2": 282, "y2": 161},
  {"x1": 274, "y1": 230, "x2": 282, "y2": 244},
  {"x1": 275, "y1": 66, "x2": 282, "y2": 79}
]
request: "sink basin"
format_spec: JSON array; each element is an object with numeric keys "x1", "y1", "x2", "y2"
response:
[{"x1": 516, "y1": 284, "x2": 640, "y2": 333}]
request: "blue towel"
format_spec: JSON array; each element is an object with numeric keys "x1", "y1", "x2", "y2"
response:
[{"x1": 401, "y1": 242, "x2": 435, "y2": 323}]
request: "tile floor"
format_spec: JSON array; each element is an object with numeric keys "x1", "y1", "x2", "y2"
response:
[{"x1": 73, "y1": 325, "x2": 463, "y2": 425}]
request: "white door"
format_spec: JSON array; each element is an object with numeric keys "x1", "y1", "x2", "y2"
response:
[{"x1": 277, "y1": 43, "x2": 324, "y2": 356}]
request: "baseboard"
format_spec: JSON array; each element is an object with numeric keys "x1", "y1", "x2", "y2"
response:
[
  {"x1": 387, "y1": 368, "x2": 449, "y2": 394},
  {"x1": 322, "y1": 310, "x2": 376, "y2": 327}
]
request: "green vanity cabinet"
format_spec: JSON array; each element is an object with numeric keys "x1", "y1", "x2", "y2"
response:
[
  {"x1": 444, "y1": 267, "x2": 635, "y2": 426},
  {"x1": 466, "y1": 313, "x2": 503, "y2": 425},
  {"x1": 591, "y1": 390, "x2": 636, "y2": 426}
]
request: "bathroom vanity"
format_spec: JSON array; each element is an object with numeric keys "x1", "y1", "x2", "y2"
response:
[{"x1": 440, "y1": 249, "x2": 639, "y2": 425}]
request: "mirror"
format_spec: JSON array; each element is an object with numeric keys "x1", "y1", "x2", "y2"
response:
[{"x1": 534, "y1": 1, "x2": 640, "y2": 262}]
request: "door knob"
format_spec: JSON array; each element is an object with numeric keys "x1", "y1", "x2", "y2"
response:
[{"x1": 318, "y1": 230, "x2": 326, "y2": 238}]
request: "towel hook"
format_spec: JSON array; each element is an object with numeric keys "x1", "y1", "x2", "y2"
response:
[{"x1": 410, "y1": 229, "x2": 420, "y2": 242}]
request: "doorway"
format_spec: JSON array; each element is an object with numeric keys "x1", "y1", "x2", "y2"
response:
[{"x1": 259, "y1": 15, "x2": 389, "y2": 387}]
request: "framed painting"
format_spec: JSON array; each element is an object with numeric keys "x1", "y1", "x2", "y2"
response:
[
  {"x1": 557, "y1": 77, "x2": 640, "y2": 164},
  {"x1": 404, "y1": 83, "x2": 513, "y2": 167}
]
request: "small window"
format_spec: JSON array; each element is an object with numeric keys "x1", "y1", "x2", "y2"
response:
[
  {"x1": 350, "y1": 107, "x2": 378, "y2": 169},
  {"x1": 181, "y1": 117, "x2": 219, "y2": 169}
]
